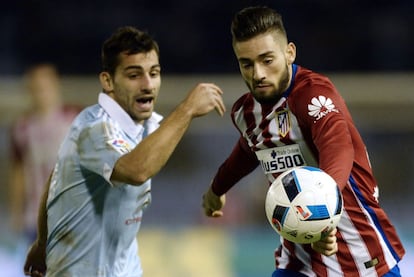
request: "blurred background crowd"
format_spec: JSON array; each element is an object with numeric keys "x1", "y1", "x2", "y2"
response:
[{"x1": 0, "y1": 1, "x2": 413, "y2": 276}]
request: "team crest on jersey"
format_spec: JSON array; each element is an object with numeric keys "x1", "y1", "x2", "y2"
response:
[
  {"x1": 108, "y1": 138, "x2": 132, "y2": 154},
  {"x1": 307, "y1": 95, "x2": 339, "y2": 122},
  {"x1": 276, "y1": 109, "x2": 291, "y2": 137}
]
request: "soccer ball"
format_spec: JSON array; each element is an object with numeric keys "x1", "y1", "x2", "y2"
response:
[{"x1": 265, "y1": 166, "x2": 343, "y2": 244}]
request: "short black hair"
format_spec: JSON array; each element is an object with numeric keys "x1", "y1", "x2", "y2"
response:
[
  {"x1": 101, "y1": 26, "x2": 160, "y2": 76},
  {"x1": 231, "y1": 6, "x2": 287, "y2": 42}
]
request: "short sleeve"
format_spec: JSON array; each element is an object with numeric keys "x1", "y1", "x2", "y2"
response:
[{"x1": 78, "y1": 120, "x2": 131, "y2": 186}]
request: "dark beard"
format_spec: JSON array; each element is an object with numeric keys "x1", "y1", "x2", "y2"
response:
[{"x1": 249, "y1": 65, "x2": 291, "y2": 105}]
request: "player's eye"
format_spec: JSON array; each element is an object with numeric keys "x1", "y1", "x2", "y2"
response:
[
  {"x1": 263, "y1": 58, "x2": 273, "y2": 65},
  {"x1": 240, "y1": 62, "x2": 253, "y2": 70},
  {"x1": 126, "y1": 71, "x2": 144, "y2": 79},
  {"x1": 150, "y1": 70, "x2": 160, "y2": 78}
]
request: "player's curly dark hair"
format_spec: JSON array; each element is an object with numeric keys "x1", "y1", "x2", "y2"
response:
[
  {"x1": 231, "y1": 6, "x2": 287, "y2": 43},
  {"x1": 101, "y1": 26, "x2": 160, "y2": 76}
]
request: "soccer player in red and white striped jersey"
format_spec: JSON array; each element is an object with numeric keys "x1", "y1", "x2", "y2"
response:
[
  {"x1": 9, "y1": 64, "x2": 80, "y2": 242},
  {"x1": 202, "y1": 6, "x2": 405, "y2": 277}
]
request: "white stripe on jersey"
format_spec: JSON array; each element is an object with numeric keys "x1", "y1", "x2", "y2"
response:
[
  {"x1": 322, "y1": 253, "x2": 343, "y2": 276},
  {"x1": 339, "y1": 210, "x2": 376, "y2": 276},
  {"x1": 294, "y1": 244, "x2": 317, "y2": 277},
  {"x1": 234, "y1": 99, "x2": 262, "y2": 149},
  {"x1": 275, "y1": 238, "x2": 291, "y2": 269}
]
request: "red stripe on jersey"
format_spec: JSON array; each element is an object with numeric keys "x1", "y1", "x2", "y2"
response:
[
  {"x1": 284, "y1": 240, "x2": 306, "y2": 272},
  {"x1": 304, "y1": 244, "x2": 327, "y2": 277},
  {"x1": 334, "y1": 229, "x2": 359, "y2": 276},
  {"x1": 241, "y1": 95, "x2": 259, "y2": 147}
]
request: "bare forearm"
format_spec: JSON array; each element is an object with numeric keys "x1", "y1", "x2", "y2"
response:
[
  {"x1": 112, "y1": 102, "x2": 193, "y2": 185},
  {"x1": 212, "y1": 137, "x2": 259, "y2": 195},
  {"x1": 112, "y1": 82, "x2": 225, "y2": 185}
]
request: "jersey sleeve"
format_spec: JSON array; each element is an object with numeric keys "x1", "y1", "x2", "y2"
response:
[
  {"x1": 291, "y1": 76, "x2": 354, "y2": 190},
  {"x1": 78, "y1": 120, "x2": 126, "y2": 186},
  {"x1": 211, "y1": 136, "x2": 259, "y2": 196}
]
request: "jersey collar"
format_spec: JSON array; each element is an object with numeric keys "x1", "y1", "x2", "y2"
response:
[
  {"x1": 98, "y1": 92, "x2": 163, "y2": 139},
  {"x1": 281, "y1": 64, "x2": 298, "y2": 99}
]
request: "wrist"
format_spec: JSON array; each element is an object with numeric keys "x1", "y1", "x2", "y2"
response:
[
  {"x1": 36, "y1": 239, "x2": 47, "y2": 249},
  {"x1": 208, "y1": 186, "x2": 220, "y2": 198},
  {"x1": 177, "y1": 101, "x2": 195, "y2": 119}
]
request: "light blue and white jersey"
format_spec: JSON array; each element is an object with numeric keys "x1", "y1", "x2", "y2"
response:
[{"x1": 45, "y1": 92, "x2": 163, "y2": 277}]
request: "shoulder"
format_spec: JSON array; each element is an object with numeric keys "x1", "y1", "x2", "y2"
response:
[
  {"x1": 289, "y1": 66, "x2": 344, "y2": 111},
  {"x1": 293, "y1": 66, "x2": 336, "y2": 94},
  {"x1": 74, "y1": 104, "x2": 102, "y2": 122},
  {"x1": 289, "y1": 66, "x2": 347, "y2": 124},
  {"x1": 75, "y1": 104, "x2": 123, "y2": 142},
  {"x1": 71, "y1": 104, "x2": 107, "y2": 135}
]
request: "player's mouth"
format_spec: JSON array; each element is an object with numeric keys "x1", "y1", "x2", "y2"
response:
[
  {"x1": 135, "y1": 95, "x2": 154, "y2": 112},
  {"x1": 254, "y1": 83, "x2": 273, "y2": 93}
]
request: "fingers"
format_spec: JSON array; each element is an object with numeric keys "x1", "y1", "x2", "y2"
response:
[
  {"x1": 204, "y1": 207, "x2": 224, "y2": 217},
  {"x1": 311, "y1": 228, "x2": 338, "y2": 256},
  {"x1": 206, "y1": 83, "x2": 226, "y2": 116},
  {"x1": 206, "y1": 83, "x2": 224, "y2": 96},
  {"x1": 211, "y1": 210, "x2": 224, "y2": 217},
  {"x1": 202, "y1": 195, "x2": 220, "y2": 217},
  {"x1": 311, "y1": 239, "x2": 338, "y2": 256},
  {"x1": 24, "y1": 269, "x2": 44, "y2": 277},
  {"x1": 311, "y1": 241, "x2": 336, "y2": 256},
  {"x1": 23, "y1": 260, "x2": 31, "y2": 274},
  {"x1": 24, "y1": 265, "x2": 45, "y2": 277},
  {"x1": 327, "y1": 227, "x2": 337, "y2": 237},
  {"x1": 214, "y1": 94, "x2": 226, "y2": 116},
  {"x1": 186, "y1": 83, "x2": 226, "y2": 117},
  {"x1": 23, "y1": 253, "x2": 34, "y2": 276},
  {"x1": 202, "y1": 188, "x2": 225, "y2": 217},
  {"x1": 23, "y1": 242, "x2": 47, "y2": 277}
]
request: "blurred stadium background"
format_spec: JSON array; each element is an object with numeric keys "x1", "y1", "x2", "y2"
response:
[{"x1": 0, "y1": 1, "x2": 413, "y2": 276}]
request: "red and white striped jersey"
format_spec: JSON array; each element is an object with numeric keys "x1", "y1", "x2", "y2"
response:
[
  {"x1": 211, "y1": 65, "x2": 405, "y2": 276},
  {"x1": 10, "y1": 105, "x2": 80, "y2": 231}
]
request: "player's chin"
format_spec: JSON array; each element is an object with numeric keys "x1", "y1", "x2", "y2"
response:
[
  {"x1": 252, "y1": 92, "x2": 279, "y2": 104},
  {"x1": 134, "y1": 111, "x2": 153, "y2": 122}
]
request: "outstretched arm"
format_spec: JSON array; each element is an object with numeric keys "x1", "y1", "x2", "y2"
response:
[
  {"x1": 202, "y1": 137, "x2": 259, "y2": 217},
  {"x1": 112, "y1": 83, "x2": 225, "y2": 185},
  {"x1": 211, "y1": 137, "x2": 259, "y2": 195}
]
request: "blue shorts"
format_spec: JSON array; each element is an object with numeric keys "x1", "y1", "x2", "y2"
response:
[
  {"x1": 384, "y1": 265, "x2": 401, "y2": 277},
  {"x1": 271, "y1": 269, "x2": 307, "y2": 277},
  {"x1": 272, "y1": 265, "x2": 401, "y2": 277}
]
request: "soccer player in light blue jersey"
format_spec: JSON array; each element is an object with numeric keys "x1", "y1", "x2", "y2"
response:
[{"x1": 23, "y1": 26, "x2": 226, "y2": 277}]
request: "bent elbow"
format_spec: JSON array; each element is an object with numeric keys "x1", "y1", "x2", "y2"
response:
[
  {"x1": 129, "y1": 172, "x2": 151, "y2": 186},
  {"x1": 111, "y1": 165, "x2": 152, "y2": 186}
]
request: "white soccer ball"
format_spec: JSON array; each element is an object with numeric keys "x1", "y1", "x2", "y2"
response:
[{"x1": 265, "y1": 166, "x2": 343, "y2": 244}]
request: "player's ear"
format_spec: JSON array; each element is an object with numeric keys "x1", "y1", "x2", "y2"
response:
[
  {"x1": 286, "y1": 42, "x2": 296, "y2": 65},
  {"x1": 99, "y1": 72, "x2": 114, "y2": 92}
]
